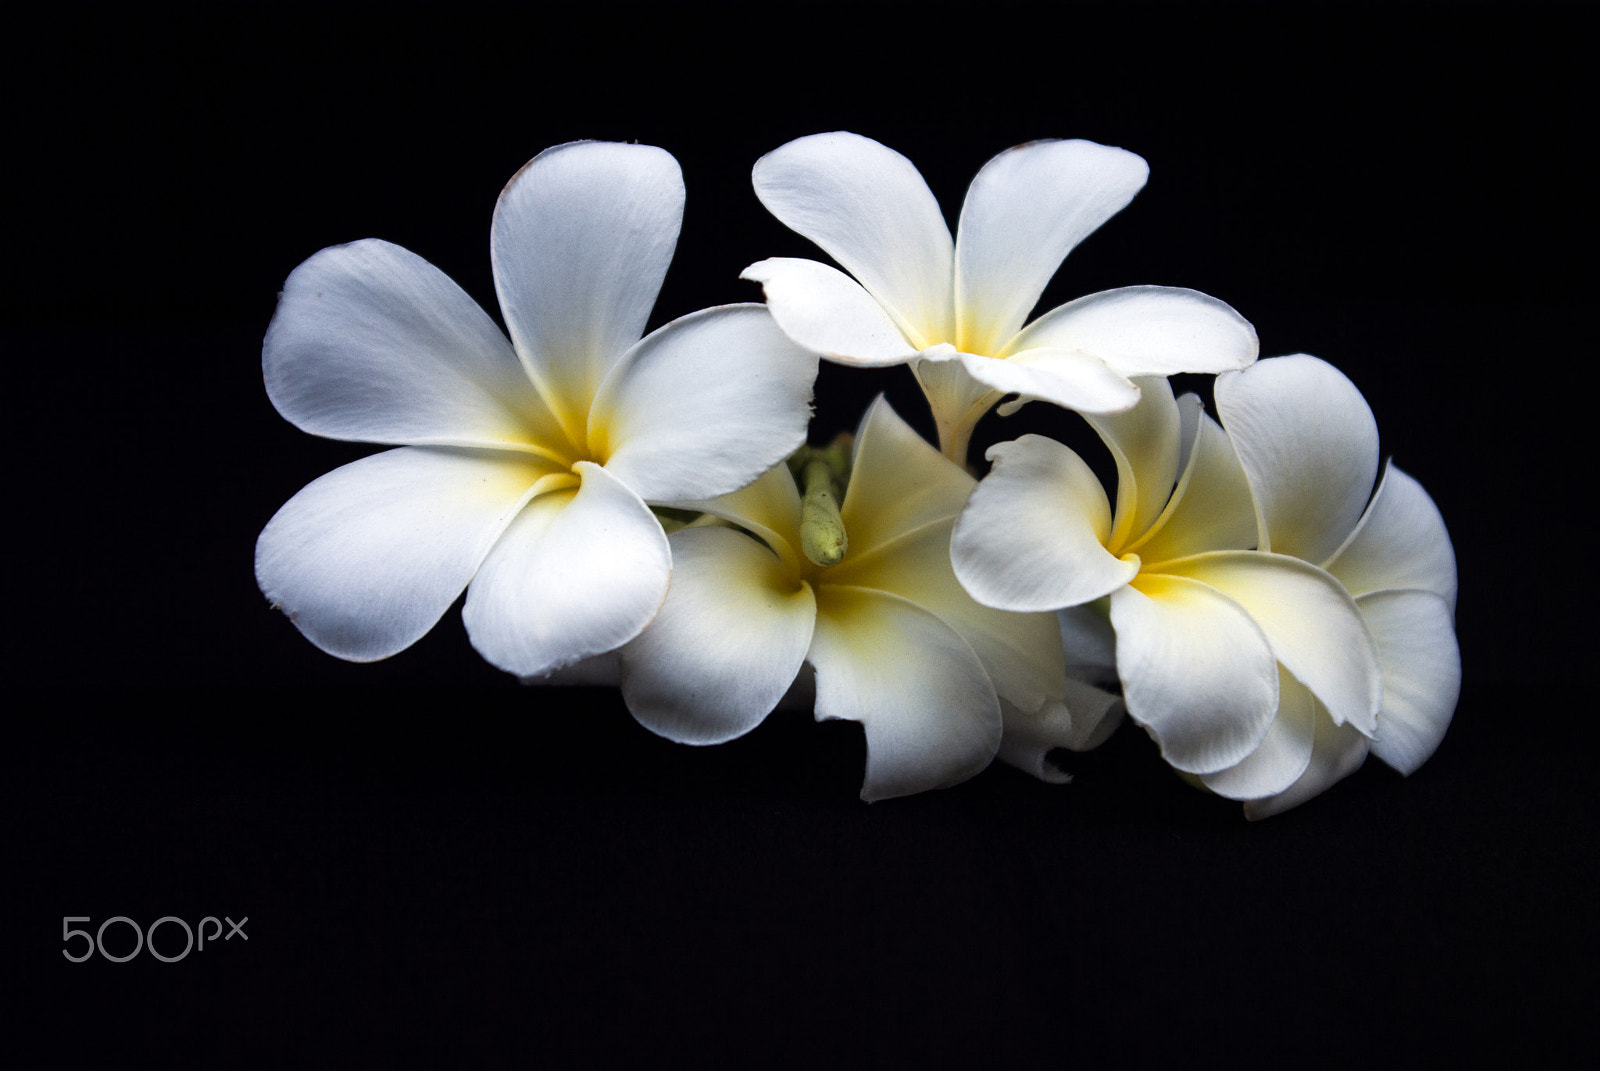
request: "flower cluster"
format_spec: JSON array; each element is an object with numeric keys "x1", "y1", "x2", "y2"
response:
[{"x1": 259, "y1": 135, "x2": 1459, "y2": 816}]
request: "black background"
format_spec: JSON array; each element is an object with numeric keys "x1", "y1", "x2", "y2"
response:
[{"x1": 8, "y1": 2, "x2": 1591, "y2": 1065}]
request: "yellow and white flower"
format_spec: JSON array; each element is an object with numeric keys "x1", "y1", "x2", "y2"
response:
[
  {"x1": 256, "y1": 142, "x2": 818, "y2": 677},
  {"x1": 952, "y1": 375, "x2": 1385, "y2": 793},
  {"x1": 616, "y1": 397, "x2": 1119, "y2": 800},
  {"x1": 742, "y1": 131, "x2": 1258, "y2": 461}
]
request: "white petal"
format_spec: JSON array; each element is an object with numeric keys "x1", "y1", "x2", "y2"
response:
[
  {"x1": 670, "y1": 464, "x2": 805, "y2": 573},
  {"x1": 1083, "y1": 376, "x2": 1181, "y2": 550},
  {"x1": 1004, "y1": 286, "x2": 1258, "y2": 378},
  {"x1": 909, "y1": 354, "x2": 1002, "y2": 456},
  {"x1": 256, "y1": 447, "x2": 553, "y2": 661},
  {"x1": 619, "y1": 526, "x2": 816, "y2": 745},
  {"x1": 945, "y1": 347, "x2": 1141, "y2": 416},
  {"x1": 952, "y1": 435, "x2": 1138, "y2": 613},
  {"x1": 1159, "y1": 551, "x2": 1383, "y2": 735},
  {"x1": 492, "y1": 141, "x2": 684, "y2": 425},
  {"x1": 1129, "y1": 395, "x2": 1259, "y2": 564},
  {"x1": 591, "y1": 304, "x2": 818, "y2": 502},
  {"x1": 741, "y1": 258, "x2": 920, "y2": 365},
  {"x1": 1201, "y1": 666, "x2": 1318, "y2": 800},
  {"x1": 263, "y1": 239, "x2": 567, "y2": 453},
  {"x1": 1215, "y1": 354, "x2": 1378, "y2": 561},
  {"x1": 462, "y1": 461, "x2": 670, "y2": 676},
  {"x1": 752, "y1": 132, "x2": 954, "y2": 345},
  {"x1": 1325, "y1": 462, "x2": 1458, "y2": 609},
  {"x1": 1360, "y1": 590, "x2": 1462, "y2": 775},
  {"x1": 1109, "y1": 573, "x2": 1280, "y2": 774},
  {"x1": 1243, "y1": 717, "x2": 1370, "y2": 820},
  {"x1": 954, "y1": 140, "x2": 1149, "y2": 354},
  {"x1": 834, "y1": 518, "x2": 1067, "y2": 717},
  {"x1": 809, "y1": 587, "x2": 1001, "y2": 801},
  {"x1": 999, "y1": 679, "x2": 1128, "y2": 783},
  {"x1": 837, "y1": 396, "x2": 974, "y2": 555}
]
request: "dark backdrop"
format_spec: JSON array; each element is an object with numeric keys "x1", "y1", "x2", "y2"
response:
[{"x1": 8, "y1": 2, "x2": 1590, "y2": 1065}]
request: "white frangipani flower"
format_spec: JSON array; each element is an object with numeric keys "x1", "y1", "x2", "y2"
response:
[
  {"x1": 616, "y1": 397, "x2": 1120, "y2": 800},
  {"x1": 741, "y1": 131, "x2": 1259, "y2": 461},
  {"x1": 1213, "y1": 355, "x2": 1460, "y2": 818},
  {"x1": 257, "y1": 142, "x2": 818, "y2": 677},
  {"x1": 951, "y1": 376, "x2": 1384, "y2": 789}
]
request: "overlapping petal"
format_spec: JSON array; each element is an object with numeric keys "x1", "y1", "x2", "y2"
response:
[
  {"x1": 1325, "y1": 462, "x2": 1457, "y2": 608},
  {"x1": 1216, "y1": 354, "x2": 1379, "y2": 562},
  {"x1": 810, "y1": 586, "x2": 1002, "y2": 801},
  {"x1": 492, "y1": 141, "x2": 684, "y2": 426},
  {"x1": 953, "y1": 435, "x2": 1136, "y2": 613},
  {"x1": 1083, "y1": 376, "x2": 1182, "y2": 549},
  {"x1": 1243, "y1": 717, "x2": 1371, "y2": 821},
  {"x1": 1108, "y1": 573, "x2": 1280, "y2": 773},
  {"x1": 1200, "y1": 666, "x2": 1318, "y2": 800},
  {"x1": 619, "y1": 526, "x2": 816, "y2": 745},
  {"x1": 954, "y1": 139, "x2": 1149, "y2": 354},
  {"x1": 1127, "y1": 395, "x2": 1258, "y2": 564},
  {"x1": 1004, "y1": 286, "x2": 1259, "y2": 379},
  {"x1": 256, "y1": 447, "x2": 553, "y2": 662},
  {"x1": 263, "y1": 239, "x2": 568, "y2": 455},
  {"x1": 462, "y1": 462, "x2": 670, "y2": 677},
  {"x1": 741, "y1": 258, "x2": 921, "y2": 363},
  {"x1": 1360, "y1": 589, "x2": 1462, "y2": 775},
  {"x1": 591, "y1": 304, "x2": 818, "y2": 501},
  {"x1": 935, "y1": 347, "x2": 1142, "y2": 418},
  {"x1": 837, "y1": 395, "x2": 975, "y2": 555},
  {"x1": 751, "y1": 131, "x2": 954, "y2": 343},
  {"x1": 1157, "y1": 552, "x2": 1382, "y2": 735}
]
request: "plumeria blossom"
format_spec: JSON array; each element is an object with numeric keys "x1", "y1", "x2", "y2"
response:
[
  {"x1": 1214, "y1": 355, "x2": 1460, "y2": 817},
  {"x1": 741, "y1": 131, "x2": 1259, "y2": 462},
  {"x1": 952, "y1": 374, "x2": 1386, "y2": 806},
  {"x1": 257, "y1": 142, "x2": 818, "y2": 677},
  {"x1": 615, "y1": 396, "x2": 1121, "y2": 800}
]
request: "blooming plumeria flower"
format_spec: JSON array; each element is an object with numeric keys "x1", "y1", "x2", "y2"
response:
[
  {"x1": 741, "y1": 131, "x2": 1259, "y2": 462},
  {"x1": 1213, "y1": 355, "x2": 1460, "y2": 817},
  {"x1": 951, "y1": 375, "x2": 1386, "y2": 802},
  {"x1": 257, "y1": 142, "x2": 818, "y2": 677},
  {"x1": 615, "y1": 397, "x2": 1120, "y2": 800}
]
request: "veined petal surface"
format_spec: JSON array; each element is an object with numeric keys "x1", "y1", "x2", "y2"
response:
[
  {"x1": 1360, "y1": 589, "x2": 1462, "y2": 775},
  {"x1": 263, "y1": 239, "x2": 565, "y2": 451},
  {"x1": 1109, "y1": 573, "x2": 1280, "y2": 774},
  {"x1": 742, "y1": 258, "x2": 921, "y2": 363},
  {"x1": 954, "y1": 140, "x2": 1149, "y2": 354},
  {"x1": 953, "y1": 435, "x2": 1136, "y2": 613},
  {"x1": 752, "y1": 132, "x2": 954, "y2": 344},
  {"x1": 1325, "y1": 462, "x2": 1458, "y2": 608},
  {"x1": 810, "y1": 587, "x2": 1001, "y2": 801},
  {"x1": 620, "y1": 526, "x2": 816, "y2": 745},
  {"x1": 1159, "y1": 551, "x2": 1382, "y2": 735},
  {"x1": 1200, "y1": 666, "x2": 1318, "y2": 800},
  {"x1": 463, "y1": 461, "x2": 670, "y2": 677},
  {"x1": 256, "y1": 446, "x2": 552, "y2": 661},
  {"x1": 492, "y1": 141, "x2": 684, "y2": 426},
  {"x1": 592, "y1": 304, "x2": 817, "y2": 502},
  {"x1": 1004, "y1": 286, "x2": 1258, "y2": 379},
  {"x1": 1216, "y1": 354, "x2": 1379, "y2": 561}
]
